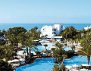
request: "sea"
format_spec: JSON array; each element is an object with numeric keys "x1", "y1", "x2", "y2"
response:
[{"x1": 0, "y1": 23, "x2": 91, "y2": 30}]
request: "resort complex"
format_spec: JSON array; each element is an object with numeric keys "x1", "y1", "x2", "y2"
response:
[
  {"x1": 0, "y1": 0, "x2": 91, "y2": 70},
  {"x1": 0, "y1": 24, "x2": 91, "y2": 71},
  {"x1": 40, "y1": 24, "x2": 63, "y2": 37}
]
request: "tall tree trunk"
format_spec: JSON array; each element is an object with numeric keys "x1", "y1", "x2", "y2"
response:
[
  {"x1": 29, "y1": 48, "x2": 31, "y2": 58},
  {"x1": 87, "y1": 56, "x2": 90, "y2": 65},
  {"x1": 45, "y1": 47, "x2": 47, "y2": 50},
  {"x1": 26, "y1": 47, "x2": 29, "y2": 56}
]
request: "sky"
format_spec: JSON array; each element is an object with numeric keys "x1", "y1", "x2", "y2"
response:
[{"x1": 0, "y1": 0, "x2": 91, "y2": 23}]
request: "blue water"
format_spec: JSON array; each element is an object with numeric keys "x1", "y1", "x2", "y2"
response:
[
  {"x1": 0, "y1": 23, "x2": 91, "y2": 30},
  {"x1": 35, "y1": 43, "x2": 54, "y2": 52},
  {"x1": 0, "y1": 23, "x2": 53, "y2": 30},
  {"x1": 64, "y1": 47, "x2": 72, "y2": 51},
  {"x1": 16, "y1": 58, "x2": 55, "y2": 71},
  {"x1": 64, "y1": 23, "x2": 91, "y2": 30},
  {"x1": 23, "y1": 43, "x2": 54, "y2": 53},
  {"x1": 64, "y1": 55, "x2": 91, "y2": 66}
]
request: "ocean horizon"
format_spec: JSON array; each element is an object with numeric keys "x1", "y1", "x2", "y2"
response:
[{"x1": 0, "y1": 23, "x2": 91, "y2": 30}]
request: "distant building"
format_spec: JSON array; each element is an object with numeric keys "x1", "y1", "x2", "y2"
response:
[
  {"x1": 0, "y1": 34, "x2": 7, "y2": 44},
  {"x1": 84, "y1": 26, "x2": 91, "y2": 31},
  {"x1": 51, "y1": 36, "x2": 63, "y2": 42},
  {"x1": 40, "y1": 24, "x2": 63, "y2": 38}
]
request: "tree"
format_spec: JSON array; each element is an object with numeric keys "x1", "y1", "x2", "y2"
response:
[
  {"x1": 79, "y1": 34, "x2": 91, "y2": 64},
  {"x1": 23, "y1": 27, "x2": 41, "y2": 56},
  {"x1": 52, "y1": 42, "x2": 65, "y2": 63},
  {"x1": 53, "y1": 63, "x2": 59, "y2": 71},
  {"x1": 23, "y1": 31, "x2": 39, "y2": 63},
  {"x1": 59, "y1": 63, "x2": 65, "y2": 71},
  {"x1": 4, "y1": 45, "x2": 15, "y2": 60},
  {"x1": 0, "y1": 45, "x2": 15, "y2": 60},
  {"x1": 6, "y1": 27, "x2": 27, "y2": 48},
  {"x1": 53, "y1": 63, "x2": 65, "y2": 71},
  {"x1": 0, "y1": 30, "x2": 6, "y2": 45},
  {"x1": 43, "y1": 44, "x2": 49, "y2": 56},
  {"x1": 77, "y1": 28, "x2": 91, "y2": 42},
  {"x1": 55, "y1": 42, "x2": 63, "y2": 49},
  {"x1": 52, "y1": 48, "x2": 64, "y2": 63},
  {"x1": 0, "y1": 30, "x2": 4, "y2": 36},
  {"x1": 23, "y1": 31, "x2": 34, "y2": 56},
  {"x1": 60, "y1": 26, "x2": 77, "y2": 40},
  {"x1": 35, "y1": 51, "x2": 41, "y2": 57},
  {"x1": 71, "y1": 45, "x2": 75, "y2": 51},
  {"x1": 0, "y1": 46, "x2": 5, "y2": 59},
  {"x1": 30, "y1": 27, "x2": 41, "y2": 40},
  {"x1": 0, "y1": 60, "x2": 13, "y2": 71},
  {"x1": 44, "y1": 44, "x2": 48, "y2": 50}
]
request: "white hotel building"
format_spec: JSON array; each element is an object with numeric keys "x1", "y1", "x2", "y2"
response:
[
  {"x1": 40, "y1": 24, "x2": 63, "y2": 38},
  {"x1": 84, "y1": 26, "x2": 91, "y2": 31}
]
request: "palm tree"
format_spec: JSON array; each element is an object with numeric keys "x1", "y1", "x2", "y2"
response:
[
  {"x1": 30, "y1": 27, "x2": 41, "y2": 40},
  {"x1": 24, "y1": 32, "x2": 33, "y2": 56},
  {"x1": 0, "y1": 46, "x2": 5, "y2": 59},
  {"x1": 44, "y1": 44, "x2": 48, "y2": 50},
  {"x1": 0, "y1": 60, "x2": 13, "y2": 71},
  {"x1": 53, "y1": 63, "x2": 59, "y2": 71},
  {"x1": 55, "y1": 42, "x2": 63, "y2": 49},
  {"x1": 6, "y1": 27, "x2": 27, "y2": 48},
  {"x1": 60, "y1": 26, "x2": 77, "y2": 40},
  {"x1": 71, "y1": 45, "x2": 75, "y2": 51},
  {"x1": 79, "y1": 34, "x2": 91, "y2": 64},
  {"x1": 43, "y1": 44, "x2": 48, "y2": 56},
  {"x1": 0, "y1": 44, "x2": 15, "y2": 61}
]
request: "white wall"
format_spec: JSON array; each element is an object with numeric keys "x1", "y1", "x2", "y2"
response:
[
  {"x1": 40, "y1": 24, "x2": 63, "y2": 38},
  {"x1": 53, "y1": 24, "x2": 63, "y2": 34}
]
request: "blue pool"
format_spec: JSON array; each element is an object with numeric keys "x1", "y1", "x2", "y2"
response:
[
  {"x1": 64, "y1": 55, "x2": 91, "y2": 66},
  {"x1": 23, "y1": 43, "x2": 54, "y2": 52},
  {"x1": 16, "y1": 58, "x2": 55, "y2": 71},
  {"x1": 35, "y1": 43, "x2": 54, "y2": 52},
  {"x1": 64, "y1": 47, "x2": 72, "y2": 51}
]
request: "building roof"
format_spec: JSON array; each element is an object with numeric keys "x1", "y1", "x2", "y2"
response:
[
  {"x1": 52, "y1": 36, "x2": 62, "y2": 38},
  {"x1": 47, "y1": 36, "x2": 62, "y2": 38}
]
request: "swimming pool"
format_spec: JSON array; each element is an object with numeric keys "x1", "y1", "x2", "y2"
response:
[
  {"x1": 64, "y1": 55, "x2": 91, "y2": 66},
  {"x1": 35, "y1": 43, "x2": 54, "y2": 52},
  {"x1": 18, "y1": 42, "x2": 54, "y2": 56},
  {"x1": 64, "y1": 47, "x2": 72, "y2": 51},
  {"x1": 23, "y1": 42, "x2": 54, "y2": 52},
  {"x1": 16, "y1": 58, "x2": 55, "y2": 71}
]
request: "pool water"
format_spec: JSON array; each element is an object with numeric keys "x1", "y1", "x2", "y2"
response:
[
  {"x1": 23, "y1": 43, "x2": 54, "y2": 52},
  {"x1": 16, "y1": 58, "x2": 55, "y2": 71},
  {"x1": 64, "y1": 55, "x2": 91, "y2": 66},
  {"x1": 64, "y1": 47, "x2": 72, "y2": 51},
  {"x1": 35, "y1": 43, "x2": 54, "y2": 52}
]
